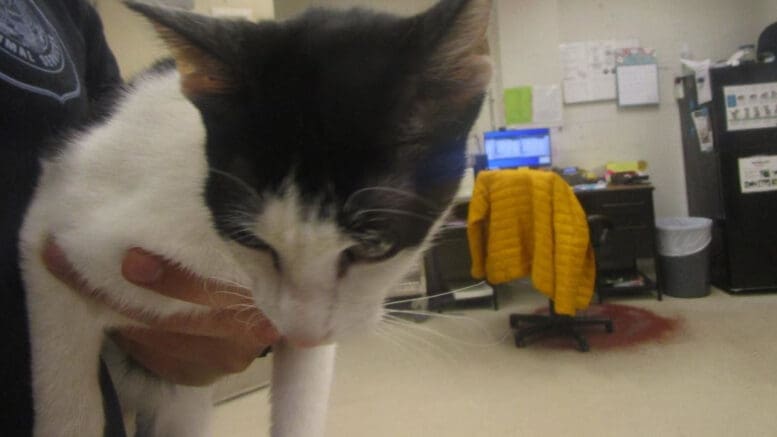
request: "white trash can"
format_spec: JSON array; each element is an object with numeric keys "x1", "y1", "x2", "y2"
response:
[{"x1": 656, "y1": 217, "x2": 713, "y2": 298}]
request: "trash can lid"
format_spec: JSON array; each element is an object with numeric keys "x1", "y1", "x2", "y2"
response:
[
  {"x1": 656, "y1": 217, "x2": 713, "y2": 257},
  {"x1": 656, "y1": 217, "x2": 712, "y2": 231}
]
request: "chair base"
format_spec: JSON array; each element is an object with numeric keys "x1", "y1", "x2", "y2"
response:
[{"x1": 509, "y1": 301, "x2": 613, "y2": 352}]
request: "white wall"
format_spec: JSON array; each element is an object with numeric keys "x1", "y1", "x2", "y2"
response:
[
  {"x1": 274, "y1": 0, "x2": 437, "y2": 18},
  {"x1": 98, "y1": 0, "x2": 777, "y2": 217},
  {"x1": 95, "y1": 0, "x2": 274, "y2": 78},
  {"x1": 277, "y1": 0, "x2": 775, "y2": 217},
  {"x1": 497, "y1": 0, "x2": 772, "y2": 218}
]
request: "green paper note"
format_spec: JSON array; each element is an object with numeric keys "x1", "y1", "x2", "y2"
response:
[{"x1": 504, "y1": 86, "x2": 533, "y2": 125}]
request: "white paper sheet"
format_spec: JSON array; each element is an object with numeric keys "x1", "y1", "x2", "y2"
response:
[
  {"x1": 560, "y1": 39, "x2": 639, "y2": 104},
  {"x1": 616, "y1": 63, "x2": 659, "y2": 106},
  {"x1": 691, "y1": 108, "x2": 714, "y2": 152},
  {"x1": 681, "y1": 59, "x2": 712, "y2": 104},
  {"x1": 723, "y1": 82, "x2": 777, "y2": 131},
  {"x1": 738, "y1": 155, "x2": 777, "y2": 193},
  {"x1": 532, "y1": 85, "x2": 563, "y2": 125}
]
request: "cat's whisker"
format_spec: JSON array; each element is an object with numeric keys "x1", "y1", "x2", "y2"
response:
[
  {"x1": 221, "y1": 302, "x2": 257, "y2": 312},
  {"x1": 385, "y1": 308, "x2": 486, "y2": 326},
  {"x1": 225, "y1": 229, "x2": 265, "y2": 245},
  {"x1": 384, "y1": 281, "x2": 488, "y2": 307},
  {"x1": 382, "y1": 313, "x2": 474, "y2": 356},
  {"x1": 386, "y1": 310, "x2": 508, "y2": 348},
  {"x1": 235, "y1": 311, "x2": 264, "y2": 331},
  {"x1": 377, "y1": 319, "x2": 447, "y2": 362},
  {"x1": 202, "y1": 280, "x2": 250, "y2": 307},
  {"x1": 385, "y1": 309, "x2": 488, "y2": 328},
  {"x1": 350, "y1": 208, "x2": 437, "y2": 223},
  {"x1": 384, "y1": 308, "x2": 461, "y2": 319},
  {"x1": 208, "y1": 167, "x2": 262, "y2": 201},
  {"x1": 344, "y1": 186, "x2": 440, "y2": 211},
  {"x1": 208, "y1": 274, "x2": 252, "y2": 290},
  {"x1": 229, "y1": 306, "x2": 265, "y2": 330},
  {"x1": 222, "y1": 304, "x2": 262, "y2": 328},
  {"x1": 381, "y1": 318, "x2": 459, "y2": 365},
  {"x1": 211, "y1": 288, "x2": 254, "y2": 303},
  {"x1": 372, "y1": 330, "x2": 441, "y2": 367},
  {"x1": 382, "y1": 315, "x2": 460, "y2": 359},
  {"x1": 224, "y1": 228, "x2": 255, "y2": 239},
  {"x1": 372, "y1": 332, "x2": 407, "y2": 354}
]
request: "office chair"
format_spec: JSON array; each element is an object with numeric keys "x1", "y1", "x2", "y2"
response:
[{"x1": 509, "y1": 215, "x2": 614, "y2": 352}]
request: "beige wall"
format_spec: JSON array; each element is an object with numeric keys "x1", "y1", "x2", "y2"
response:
[
  {"x1": 95, "y1": 0, "x2": 274, "y2": 78},
  {"x1": 278, "y1": 0, "x2": 775, "y2": 217},
  {"x1": 274, "y1": 0, "x2": 437, "y2": 19},
  {"x1": 496, "y1": 0, "x2": 773, "y2": 218},
  {"x1": 755, "y1": 0, "x2": 777, "y2": 42},
  {"x1": 97, "y1": 0, "x2": 777, "y2": 217}
]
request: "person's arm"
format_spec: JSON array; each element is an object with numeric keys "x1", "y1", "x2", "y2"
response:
[
  {"x1": 42, "y1": 241, "x2": 279, "y2": 386},
  {"x1": 79, "y1": 1, "x2": 123, "y2": 103}
]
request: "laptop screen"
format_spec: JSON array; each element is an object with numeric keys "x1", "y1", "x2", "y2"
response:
[{"x1": 484, "y1": 128, "x2": 552, "y2": 170}]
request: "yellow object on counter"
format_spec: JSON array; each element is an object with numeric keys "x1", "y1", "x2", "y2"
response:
[{"x1": 605, "y1": 160, "x2": 647, "y2": 173}]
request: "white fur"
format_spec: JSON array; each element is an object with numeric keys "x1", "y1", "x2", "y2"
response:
[{"x1": 20, "y1": 69, "x2": 440, "y2": 436}]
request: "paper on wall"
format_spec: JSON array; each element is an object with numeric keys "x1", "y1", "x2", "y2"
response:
[
  {"x1": 211, "y1": 7, "x2": 253, "y2": 19},
  {"x1": 681, "y1": 59, "x2": 712, "y2": 104},
  {"x1": 738, "y1": 155, "x2": 777, "y2": 193},
  {"x1": 560, "y1": 39, "x2": 639, "y2": 104},
  {"x1": 691, "y1": 107, "x2": 714, "y2": 152},
  {"x1": 503, "y1": 87, "x2": 533, "y2": 125},
  {"x1": 532, "y1": 85, "x2": 562, "y2": 125},
  {"x1": 616, "y1": 63, "x2": 659, "y2": 106},
  {"x1": 723, "y1": 82, "x2": 777, "y2": 131}
]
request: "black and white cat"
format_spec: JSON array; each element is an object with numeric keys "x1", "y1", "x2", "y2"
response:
[{"x1": 19, "y1": 0, "x2": 491, "y2": 435}]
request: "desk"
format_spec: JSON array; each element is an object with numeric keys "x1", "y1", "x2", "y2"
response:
[
  {"x1": 423, "y1": 201, "x2": 497, "y2": 310},
  {"x1": 575, "y1": 184, "x2": 662, "y2": 301},
  {"x1": 424, "y1": 184, "x2": 661, "y2": 308}
]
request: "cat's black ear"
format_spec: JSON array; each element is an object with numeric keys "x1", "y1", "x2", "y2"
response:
[
  {"x1": 124, "y1": 1, "x2": 241, "y2": 97},
  {"x1": 416, "y1": 0, "x2": 493, "y2": 110}
]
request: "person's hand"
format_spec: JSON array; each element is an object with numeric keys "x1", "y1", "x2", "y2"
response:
[{"x1": 42, "y1": 240, "x2": 279, "y2": 386}]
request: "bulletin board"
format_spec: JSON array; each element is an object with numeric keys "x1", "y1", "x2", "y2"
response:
[{"x1": 559, "y1": 39, "x2": 639, "y2": 104}]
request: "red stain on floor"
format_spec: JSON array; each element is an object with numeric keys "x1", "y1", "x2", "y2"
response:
[{"x1": 525, "y1": 303, "x2": 682, "y2": 350}]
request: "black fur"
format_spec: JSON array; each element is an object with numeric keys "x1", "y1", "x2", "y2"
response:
[{"x1": 126, "y1": 1, "x2": 487, "y2": 264}]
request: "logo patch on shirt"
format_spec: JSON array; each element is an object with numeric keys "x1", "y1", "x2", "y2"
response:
[{"x1": 0, "y1": 0, "x2": 81, "y2": 102}]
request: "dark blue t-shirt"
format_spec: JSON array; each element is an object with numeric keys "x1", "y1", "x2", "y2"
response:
[{"x1": 0, "y1": 0, "x2": 122, "y2": 434}]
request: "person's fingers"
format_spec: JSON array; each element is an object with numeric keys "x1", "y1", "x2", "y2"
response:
[
  {"x1": 118, "y1": 328, "x2": 261, "y2": 375},
  {"x1": 42, "y1": 239, "x2": 152, "y2": 321},
  {"x1": 112, "y1": 334, "x2": 223, "y2": 386},
  {"x1": 42, "y1": 238, "x2": 96, "y2": 296},
  {"x1": 121, "y1": 248, "x2": 254, "y2": 310},
  {"x1": 146, "y1": 307, "x2": 280, "y2": 342},
  {"x1": 43, "y1": 240, "x2": 278, "y2": 341}
]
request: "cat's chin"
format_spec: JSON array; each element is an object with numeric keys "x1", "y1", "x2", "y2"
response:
[
  {"x1": 280, "y1": 328, "x2": 335, "y2": 349},
  {"x1": 285, "y1": 337, "x2": 336, "y2": 349}
]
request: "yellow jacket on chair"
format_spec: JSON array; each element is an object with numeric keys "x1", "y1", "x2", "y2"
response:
[{"x1": 467, "y1": 169, "x2": 595, "y2": 316}]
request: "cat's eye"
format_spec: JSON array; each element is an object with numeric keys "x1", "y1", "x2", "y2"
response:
[
  {"x1": 345, "y1": 235, "x2": 398, "y2": 262},
  {"x1": 236, "y1": 234, "x2": 281, "y2": 270},
  {"x1": 339, "y1": 239, "x2": 396, "y2": 278}
]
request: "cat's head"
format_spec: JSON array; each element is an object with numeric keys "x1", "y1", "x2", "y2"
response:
[{"x1": 127, "y1": 0, "x2": 491, "y2": 347}]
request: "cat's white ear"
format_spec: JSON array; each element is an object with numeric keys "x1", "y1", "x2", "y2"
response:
[
  {"x1": 125, "y1": 1, "x2": 236, "y2": 97},
  {"x1": 421, "y1": 0, "x2": 493, "y2": 104}
]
